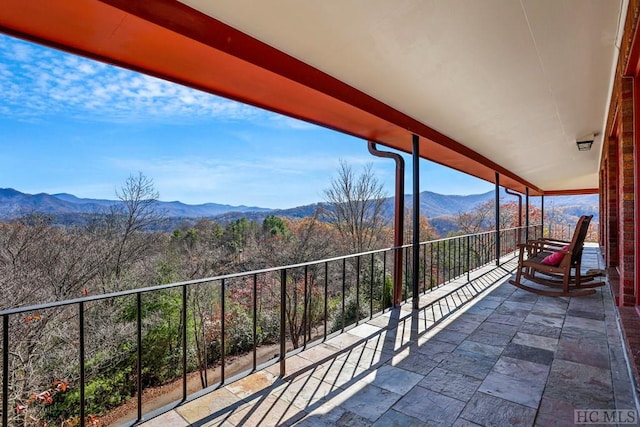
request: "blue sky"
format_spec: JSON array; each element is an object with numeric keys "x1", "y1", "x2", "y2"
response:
[{"x1": 0, "y1": 34, "x2": 494, "y2": 209}]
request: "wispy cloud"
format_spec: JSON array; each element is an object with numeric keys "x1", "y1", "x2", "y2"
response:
[{"x1": 0, "y1": 35, "x2": 311, "y2": 127}]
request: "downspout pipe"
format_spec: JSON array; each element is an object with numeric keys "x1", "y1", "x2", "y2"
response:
[
  {"x1": 525, "y1": 187, "x2": 530, "y2": 242},
  {"x1": 541, "y1": 195, "x2": 545, "y2": 237},
  {"x1": 495, "y1": 172, "x2": 501, "y2": 266},
  {"x1": 368, "y1": 141, "x2": 404, "y2": 307},
  {"x1": 504, "y1": 188, "x2": 522, "y2": 228}
]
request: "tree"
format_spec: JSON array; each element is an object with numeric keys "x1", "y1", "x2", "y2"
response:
[
  {"x1": 454, "y1": 199, "x2": 542, "y2": 235},
  {"x1": 262, "y1": 215, "x2": 289, "y2": 237},
  {"x1": 253, "y1": 211, "x2": 340, "y2": 348},
  {"x1": 403, "y1": 209, "x2": 439, "y2": 244},
  {"x1": 0, "y1": 216, "x2": 114, "y2": 425},
  {"x1": 323, "y1": 161, "x2": 388, "y2": 254},
  {"x1": 224, "y1": 218, "x2": 258, "y2": 255},
  {"x1": 100, "y1": 172, "x2": 164, "y2": 286},
  {"x1": 455, "y1": 200, "x2": 496, "y2": 235}
]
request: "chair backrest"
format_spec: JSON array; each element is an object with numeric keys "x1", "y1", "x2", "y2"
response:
[{"x1": 567, "y1": 215, "x2": 593, "y2": 265}]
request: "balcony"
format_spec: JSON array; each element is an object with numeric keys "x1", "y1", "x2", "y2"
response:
[
  {"x1": 130, "y1": 245, "x2": 634, "y2": 427},
  {"x1": 3, "y1": 225, "x2": 634, "y2": 427},
  {"x1": 0, "y1": 2, "x2": 636, "y2": 426}
]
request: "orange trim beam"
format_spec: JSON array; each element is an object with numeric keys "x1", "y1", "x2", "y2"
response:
[
  {"x1": 0, "y1": 0, "x2": 547, "y2": 195},
  {"x1": 543, "y1": 189, "x2": 600, "y2": 196}
]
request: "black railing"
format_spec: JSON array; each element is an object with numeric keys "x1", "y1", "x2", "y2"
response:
[
  {"x1": 0, "y1": 224, "x2": 541, "y2": 426},
  {"x1": 400, "y1": 225, "x2": 542, "y2": 303},
  {"x1": 546, "y1": 219, "x2": 598, "y2": 243}
]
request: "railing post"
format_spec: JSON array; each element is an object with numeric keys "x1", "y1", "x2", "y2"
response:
[
  {"x1": 221, "y1": 279, "x2": 226, "y2": 383},
  {"x1": 181, "y1": 284, "x2": 187, "y2": 401},
  {"x1": 341, "y1": 258, "x2": 346, "y2": 331},
  {"x1": 323, "y1": 262, "x2": 328, "y2": 339},
  {"x1": 304, "y1": 265, "x2": 309, "y2": 345},
  {"x1": 136, "y1": 294, "x2": 142, "y2": 422},
  {"x1": 412, "y1": 134, "x2": 420, "y2": 309},
  {"x1": 79, "y1": 302, "x2": 86, "y2": 427},
  {"x1": 280, "y1": 269, "x2": 286, "y2": 377},
  {"x1": 3, "y1": 316, "x2": 8, "y2": 427},
  {"x1": 253, "y1": 275, "x2": 258, "y2": 370},
  {"x1": 356, "y1": 256, "x2": 360, "y2": 324}
]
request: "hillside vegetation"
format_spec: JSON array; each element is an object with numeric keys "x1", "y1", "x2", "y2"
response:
[
  {"x1": 0, "y1": 171, "x2": 598, "y2": 425},
  {"x1": 0, "y1": 187, "x2": 597, "y2": 237}
]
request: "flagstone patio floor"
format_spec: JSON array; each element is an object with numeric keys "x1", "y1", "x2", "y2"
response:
[{"x1": 139, "y1": 246, "x2": 639, "y2": 426}]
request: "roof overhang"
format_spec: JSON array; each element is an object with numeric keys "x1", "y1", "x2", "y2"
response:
[{"x1": 0, "y1": 0, "x2": 624, "y2": 196}]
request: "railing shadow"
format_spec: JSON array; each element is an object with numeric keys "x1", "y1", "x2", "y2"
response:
[{"x1": 160, "y1": 255, "x2": 520, "y2": 426}]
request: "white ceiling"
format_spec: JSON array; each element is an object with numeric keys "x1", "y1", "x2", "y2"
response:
[{"x1": 179, "y1": 0, "x2": 623, "y2": 192}]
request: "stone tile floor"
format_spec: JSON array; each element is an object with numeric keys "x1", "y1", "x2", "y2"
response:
[{"x1": 140, "y1": 247, "x2": 639, "y2": 426}]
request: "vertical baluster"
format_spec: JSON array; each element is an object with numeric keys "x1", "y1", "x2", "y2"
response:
[
  {"x1": 467, "y1": 235, "x2": 471, "y2": 282},
  {"x1": 456, "y1": 237, "x2": 460, "y2": 277},
  {"x1": 253, "y1": 274, "x2": 258, "y2": 371},
  {"x1": 383, "y1": 251, "x2": 387, "y2": 307},
  {"x1": 448, "y1": 239, "x2": 451, "y2": 282},
  {"x1": 221, "y1": 279, "x2": 226, "y2": 383},
  {"x1": 356, "y1": 256, "x2": 360, "y2": 324},
  {"x1": 370, "y1": 253, "x2": 374, "y2": 318},
  {"x1": 437, "y1": 241, "x2": 441, "y2": 287},
  {"x1": 136, "y1": 294, "x2": 142, "y2": 422},
  {"x1": 404, "y1": 247, "x2": 409, "y2": 302},
  {"x1": 182, "y1": 285, "x2": 187, "y2": 401},
  {"x1": 429, "y1": 242, "x2": 434, "y2": 290},
  {"x1": 2, "y1": 315, "x2": 7, "y2": 427},
  {"x1": 307, "y1": 266, "x2": 312, "y2": 342},
  {"x1": 423, "y1": 243, "x2": 427, "y2": 293},
  {"x1": 79, "y1": 301, "x2": 86, "y2": 427},
  {"x1": 280, "y1": 269, "x2": 286, "y2": 376},
  {"x1": 304, "y1": 266, "x2": 308, "y2": 347},
  {"x1": 324, "y1": 262, "x2": 328, "y2": 340},
  {"x1": 341, "y1": 258, "x2": 346, "y2": 332}
]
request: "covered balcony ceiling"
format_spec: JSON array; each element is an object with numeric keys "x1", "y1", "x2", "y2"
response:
[{"x1": 0, "y1": 0, "x2": 624, "y2": 196}]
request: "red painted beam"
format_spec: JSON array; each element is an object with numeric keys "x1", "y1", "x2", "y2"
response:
[{"x1": 543, "y1": 188, "x2": 599, "y2": 196}]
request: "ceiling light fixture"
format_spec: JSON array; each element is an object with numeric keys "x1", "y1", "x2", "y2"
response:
[
  {"x1": 576, "y1": 133, "x2": 595, "y2": 151},
  {"x1": 576, "y1": 140, "x2": 593, "y2": 151}
]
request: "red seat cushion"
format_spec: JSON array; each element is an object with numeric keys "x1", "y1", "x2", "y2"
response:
[{"x1": 541, "y1": 246, "x2": 569, "y2": 266}]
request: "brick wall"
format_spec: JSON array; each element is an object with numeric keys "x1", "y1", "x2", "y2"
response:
[
  {"x1": 605, "y1": 138, "x2": 619, "y2": 270},
  {"x1": 619, "y1": 78, "x2": 636, "y2": 306}
]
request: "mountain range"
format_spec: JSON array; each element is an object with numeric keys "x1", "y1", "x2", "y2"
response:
[{"x1": 0, "y1": 188, "x2": 598, "y2": 234}]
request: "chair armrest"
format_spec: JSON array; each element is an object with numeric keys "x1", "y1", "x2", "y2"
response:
[
  {"x1": 537, "y1": 237, "x2": 570, "y2": 245},
  {"x1": 518, "y1": 241, "x2": 571, "y2": 260}
]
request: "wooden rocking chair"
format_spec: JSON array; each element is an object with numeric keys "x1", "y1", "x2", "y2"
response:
[{"x1": 509, "y1": 215, "x2": 605, "y2": 297}]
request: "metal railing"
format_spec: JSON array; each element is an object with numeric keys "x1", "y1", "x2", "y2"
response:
[
  {"x1": 400, "y1": 224, "x2": 542, "y2": 303},
  {"x1": 0, "y1": 224, "x2": 541, "y2": 426},
  {"x1": 546, "y1": 219, "x2": 599, "y2": 243}
]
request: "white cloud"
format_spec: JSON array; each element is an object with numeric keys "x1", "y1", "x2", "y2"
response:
[
  {"x1": 267, "y1": 115, "x2": 317, "y2": 130},
  {"x1": 0, "y1": 35, "x2": 305, "y2": 126}
]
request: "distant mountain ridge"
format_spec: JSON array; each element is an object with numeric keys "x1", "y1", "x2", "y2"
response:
[
  {"x1": 0, "y1": 187, "x2": 598, "y2": 229},
  {"x1": 0, "y1": 188, "x2": 271, "y2": 220}
]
